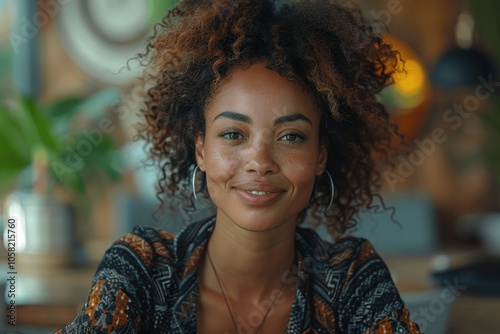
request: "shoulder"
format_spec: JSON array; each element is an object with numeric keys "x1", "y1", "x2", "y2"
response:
[
  {"x1": 297, "y1": 228, "x2": 420, "y2": 333},
  {"x1": 296, "y1": 227, "x2": 391, "y2": 294},
  {"x1": 296, "y1": 226, "x2": 379, "y2": 268},
  {"x1": 113, "y1": 216, "x2": 215, "y2": 269},
  {"x1": 331, "y1": 235, "x2": 381, "y2": 271},
  {"x1": 111, "y1": 225, "x2": 177, "y2": 269}
]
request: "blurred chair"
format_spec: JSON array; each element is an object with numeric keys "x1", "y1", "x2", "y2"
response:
[
  {"x1": 353, "y1": 191, "x2": 438, "y2": 256},
  {"x1": 315, "y1": 191, "x2": 438, "y2": 255}
]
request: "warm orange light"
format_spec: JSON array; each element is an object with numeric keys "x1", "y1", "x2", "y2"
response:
[
  {"x1": 381, "y1": 35, "x2": 429, "y2": 110},
  {"x1": 394, "y1": 59, "x2": 426, "y2": 96},
  {"x1": 378, "y1": 34, "x2": 432, "y2": 145}
]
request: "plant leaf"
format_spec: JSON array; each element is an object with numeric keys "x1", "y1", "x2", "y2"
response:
[
  {"x1": 19, "y1": 97, "x2": 60, "y2": 151},
  {"x1": 46, "y1": 96, "x2": 85, "y2": 119}
]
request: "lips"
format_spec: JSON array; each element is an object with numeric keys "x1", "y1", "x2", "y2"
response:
[{"x1": 233, "y1": 182, "x2": 285, "y2": 205}]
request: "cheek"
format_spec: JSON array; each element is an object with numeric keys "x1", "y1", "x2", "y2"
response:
[
  {"x1": 204, "y1": 147, "x2": 240, "y2": 195},
  {"x1": 282, "y1": 152, "x2": 319, "y2": 190}
]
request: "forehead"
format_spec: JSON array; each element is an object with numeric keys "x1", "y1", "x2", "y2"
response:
[{"x1": 205, "y1": 62, "x2": 320, "y2": 120}]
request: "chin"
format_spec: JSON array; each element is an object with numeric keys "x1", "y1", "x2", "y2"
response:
[{"x1": 218, "y1": 209, "x2": 300, "y2": 233}]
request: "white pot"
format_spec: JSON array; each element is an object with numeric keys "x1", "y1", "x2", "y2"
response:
[{"x1": 3, "y1": 191, "x2": 75, "y2": 266}]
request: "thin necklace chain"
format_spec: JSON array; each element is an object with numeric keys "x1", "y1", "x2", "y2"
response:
[{"x1": 206, "y1": 247, "x2": 291, "y2": 334}]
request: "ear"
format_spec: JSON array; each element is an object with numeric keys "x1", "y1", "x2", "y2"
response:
[
  {"x1": 316, "y1": 138, "x2": 328, "y2": 176},
  {"x1": 195, "y1": 132, "x2": 206, "y2": 172}
]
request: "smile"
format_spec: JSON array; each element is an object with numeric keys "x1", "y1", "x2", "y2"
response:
[
  {"x1": 234, "y1": 184, "x2": 285, "y2": 206},
  {"x1": 246, "y1": 191, "x2": 269, "y2": 196}
]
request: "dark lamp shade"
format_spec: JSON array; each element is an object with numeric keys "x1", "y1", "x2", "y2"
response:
[{"x1": 430, "y1": 47, "x2": 496, "y2": 88}]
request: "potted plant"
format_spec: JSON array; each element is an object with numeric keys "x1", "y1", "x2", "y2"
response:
[{"x1": 0, "y1": 89, "x2": 124, "y2": 267}]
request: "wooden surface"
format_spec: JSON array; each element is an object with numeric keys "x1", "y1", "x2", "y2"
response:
[
  {"x1": 385, "y1": 248, "x2": 500, "y2": 334},
  {"x1": 17, "y1": 305, "x2": 80, "y2": 331},
  {"x1": 446, "y1": 295, "x2": 500, "y2": 334},
  {"x1": 0, "y1": 260, "x2": 96, "y2": 331}
]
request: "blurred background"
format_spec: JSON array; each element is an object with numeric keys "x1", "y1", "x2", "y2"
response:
[{"x1": 0, "y1": 0, "x2": 499, "y2": 333}]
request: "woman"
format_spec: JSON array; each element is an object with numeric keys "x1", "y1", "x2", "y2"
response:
[{"x1": 58, "y1": 0, "x2": 420, "y2": 333}]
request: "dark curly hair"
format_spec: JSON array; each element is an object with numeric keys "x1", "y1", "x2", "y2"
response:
[{"x1": 137, "y1": 0, "x2": 402, "y2": 238}]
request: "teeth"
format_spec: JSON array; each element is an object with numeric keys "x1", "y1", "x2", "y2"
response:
[{"x1": 248, "y1": 191, "x2": 267, "y2": 195}]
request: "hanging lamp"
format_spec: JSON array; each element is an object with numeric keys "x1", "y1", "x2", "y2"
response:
[{"x1": 430, "y1": 10, "x2": 496, "y2": 88}]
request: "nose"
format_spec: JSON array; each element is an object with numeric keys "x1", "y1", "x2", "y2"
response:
[{"x1": 243, "y1": 129, "x2": 279, "y2": 175}]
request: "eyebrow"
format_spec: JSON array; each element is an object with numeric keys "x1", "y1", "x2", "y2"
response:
[
  {"x1": 212, "y1": 111, "x2": 312, "y2": 127},
  {"x1": 273, "y1": 113, "x2": 312, "y2": 127},
  {"x1": 212, "y1": 111, "x2": 252, "y2": 124}
]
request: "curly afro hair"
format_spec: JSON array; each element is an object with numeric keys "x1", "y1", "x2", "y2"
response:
[{"x1": 137, "y1": 0, "x2": 402, "y2": 238}]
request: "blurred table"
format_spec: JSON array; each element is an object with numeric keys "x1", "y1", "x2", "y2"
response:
[
  {"x1": 0, "y1": 260, "x2": 96, "y2": 332},
  {"x1": 446, "y1": 295, "x2": 500, "y2": 333},
  {"x1": 385, "y1": 247, "x2": 500, "y2": 334}
]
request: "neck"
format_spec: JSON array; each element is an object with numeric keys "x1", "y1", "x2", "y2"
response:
[{"x1": 203, "y1": 214, "x2": 296, "y2": 300}]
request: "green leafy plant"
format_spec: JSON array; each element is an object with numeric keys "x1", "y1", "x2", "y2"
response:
[
  {"x1": 468, "y1": 0, "x2": 500, "y2": 187},
  {"x1": 480, "y1": 97, "x2": 500, "y2": 184},
  {"x1": 0, "y1": 89, "x2": 124, "y2": 196}
]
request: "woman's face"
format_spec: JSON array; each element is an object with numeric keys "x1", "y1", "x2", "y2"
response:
[{"x1": 195, "y1": 62, "x2": 327, "y2": 232}]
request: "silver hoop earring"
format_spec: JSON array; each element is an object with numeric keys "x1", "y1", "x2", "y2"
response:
[
  {"x1": 192, "y1": 165, "x2": 200, "y2": 203},
  {"x1": 324, "y1": 170, "x2": 335, "y2": 212}
]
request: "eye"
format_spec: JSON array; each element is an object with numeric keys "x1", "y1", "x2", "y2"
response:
[
  {"x1": 280, "y1": 133, "x2": 305, "y2": 142},
  {"x1": 220, "y1": 131, "x2": 245, "y2": 140}
]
